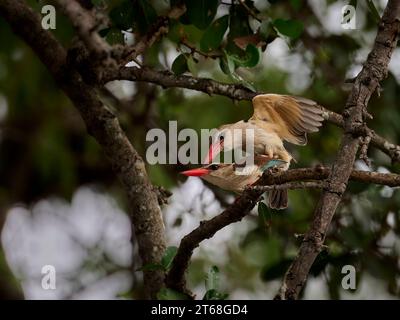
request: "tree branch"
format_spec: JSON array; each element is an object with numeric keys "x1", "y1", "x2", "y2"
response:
[
  {"x1": 165, "y1": 166, "x2": 400, "y2": 295},
  {"x1": 55, "y1": 0, "x2": 111, "y2": 59},
  {"x1": 251, "y1": 181, "x2": 324, "y2": 191},
  {"x1": 103, "y1": 66, "x2": 256, "y2": 100},
  {"x1": 276, "y1": 0, "x2": 400, "y2": 299},
  {"x1": 0, "y1": 0, "x2": 166, "y2": 298}
]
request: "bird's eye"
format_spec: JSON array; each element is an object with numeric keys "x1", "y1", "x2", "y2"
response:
[
  {"x1": 219, "y1": 135, "x2": 224, "y2": 142},
  {"x1": 209, "y1": 164, "x2": 220, "y2": 170}
]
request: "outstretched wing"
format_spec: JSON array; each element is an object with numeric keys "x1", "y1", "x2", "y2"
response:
[{"x1": 250, "y1": 94, "x2": 324, "y2": 145}]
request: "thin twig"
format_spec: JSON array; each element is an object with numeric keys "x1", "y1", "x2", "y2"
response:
[
  {"x1": 239, "y1": 0, "x2": 261, "y2": 22},
  {"x1": 180, "y1": 38, "x2": 222, "y2": 59}
]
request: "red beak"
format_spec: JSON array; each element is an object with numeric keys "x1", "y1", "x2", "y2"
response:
[
  {"x1": 180, "y1": 168, "x2": 211, "y2": 177},
  {"x1": 204, "y1": 139, "x2": 223, "y2": 164}
]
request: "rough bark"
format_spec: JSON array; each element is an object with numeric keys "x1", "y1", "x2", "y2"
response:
[{"x1": 0, "y1": 0, "x2": 166, "y2": 298}]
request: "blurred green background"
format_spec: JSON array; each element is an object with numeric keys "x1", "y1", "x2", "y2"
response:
[{"x1": 0, "y1": 0, "x2": 399, "y2": 299}]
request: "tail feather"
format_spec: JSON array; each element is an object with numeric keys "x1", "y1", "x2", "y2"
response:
[{"x1": 268, "y1": 189, "x2": 288, "y2": 210}]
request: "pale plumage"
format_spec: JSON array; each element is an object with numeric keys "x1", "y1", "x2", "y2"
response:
[
  {"x1": 250, "y1": 94, "x2": 324, "y2": 146},
  {"x1": 181, "y1": 156, "x2": 287, "y2": 194},
  {"x1": 210, "y1": 94, "x2": 324, "y2": 165}
]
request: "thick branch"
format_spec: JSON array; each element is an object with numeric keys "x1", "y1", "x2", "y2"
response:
[
  {"x1": 251, "y1": 181, "x2": 324, "y2": 191},
  {"x1": 165, "y1": 166, "x2": 400, "y2": 294},
  {"x1": 0, "y1": 0, "x2": 166, "y2": 298},
  {"x1": 260, "y1": 166, "x2": 400, "y2": 188},
  {"x1": 55, "y1": 0, "x2": 111, "y2": 58},
  {"x1": 277, "y1": 0, "x2": 400, "y2": 300},
  {"x1": 103, "y1": 67, "x2": 400, "y2": 164}
]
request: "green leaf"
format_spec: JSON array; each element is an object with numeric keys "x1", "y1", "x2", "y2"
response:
[
  {"x1": 219, "y1": 54, "x2": 235, "y2": 75},
  {"x1": 259, "y1": 21, "x2": 271, "y2": 39},
  {"x1": 349, "y1": 0, "x2": 358, "y2": 9},
  {"x1": 273, "y1": 19, "x2": 304, "y2": 39},
  {"x1": 228, "y1": 71, "x2": 257, "y2": 92},
  {"x1": 187, "y1": 56, "x2": 199, "y2": 75},
  {"x1": 348, "y1": 180, "x2": 370, "y2": 194},
  {"x1": 290, "y1": 0, "x2": 302, "y2": 11},
  {"x1": 200, "y1": 15, "x2": 229, "y2": 52},
  {"x1": 366, "y1": 0, "x2": 380, "y2": 22},
  {"x1": 172, "y1": 54, "x2": 188, "y2": 75},
  {"x1": 309, "y1": 250, "x2": 331, "y2": 276},
  {"x1": 230, "y1": 44, "x2": 260, "y2": 68},
  {"x1": 161, "y1": 246, "x2": 178, "y2": 270},
  {"x1": 228, "y1": 4, "x2": 252, "y2": 40},
  {"x1": 183, "y1": 0, "x2": 219, "y2": 30},
  {"x1": 259, "y1": 21, "x2": 277, "y2": 44},
  {"x1": 98, "y1": 27, "x2": 110, "y2": 38},
  {"x1": 205, "y1": 266, "x2": 220, "y2": 291},
  {"x1": 258, "y1": 202, "x2": 271, "y2": 229},
  {"x1": 203, "y1": 289, "x2": 229, "y2": 300},
  {"x1": 225, "y1": 4, "x2": 252, "y2": 62},
  {"x1": 157, "y1": 287, "x2": 189, "y2": 300},
  {"x1": 135, "y1": 0, "x2": 158, "y2": 33},
  {"x1": 137, "y1": 263, "x2": 164, "y2": 271},
  {"x1": 220, "y1": 66, "x2": 256, "y2": 92},
  {"x1": 92, "y1": 0, "x2": 106, "y2": 7},
  {"x1": 239, "y1": 79, "x2": 257, "y2": 92},
  {"x1": 105, "y1": 28, "x2": 124, "y2": 45},
  {"x1": 243, "y1": 43, "x2": 260, "y2": 67},
  {"x1": 261, "y1": 259, "x2": 293, "y2": 281},
  {"x1": 109, "y1": 0, "x2": 135, "y2": 30}
]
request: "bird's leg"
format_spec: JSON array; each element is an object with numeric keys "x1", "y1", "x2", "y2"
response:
[{"x1": 274, "y1": 149, "x2": 292, "y2": 171}]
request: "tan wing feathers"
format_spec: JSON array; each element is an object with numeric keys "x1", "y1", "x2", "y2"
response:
[
  {"x1": 301, "y1": 113, "x2": 324, "y2": 127},
  {"x1": 251, "y1": 94, "x2": 324, "y2": 145}
]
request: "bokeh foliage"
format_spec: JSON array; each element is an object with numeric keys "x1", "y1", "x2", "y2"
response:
[{"x1": 0, "y1": 0, "x2": 399, "y2": 299}]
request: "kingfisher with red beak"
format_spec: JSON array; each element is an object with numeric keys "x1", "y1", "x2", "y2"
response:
[
  {"x1": 181, "y1": 155, "x2": 287, "y2": 196},
  {"x1": 181, "y1": 94, "x2": 324, "y2": 209}
]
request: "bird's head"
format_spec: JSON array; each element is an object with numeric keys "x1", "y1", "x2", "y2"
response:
[
  {"x1": 181, "y1": 163, "x2": 244, "y2": 192},
  {"x1": 180, "y1": 157, "x2": 287, "y2": 192},
  {"x1": 205, "y1": 123, "x2": 261, "y2": 164},
  {"x1": 180, "y1": 163, "x2": 230, "y2": 178}
]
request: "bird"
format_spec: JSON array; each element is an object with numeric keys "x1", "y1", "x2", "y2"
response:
[
  {"x1": 181, "y1": 155, "x2": 287, "y2": 195},
  {"x1": 205, "y1": 94, "x2": 324, "y2": 209}
]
